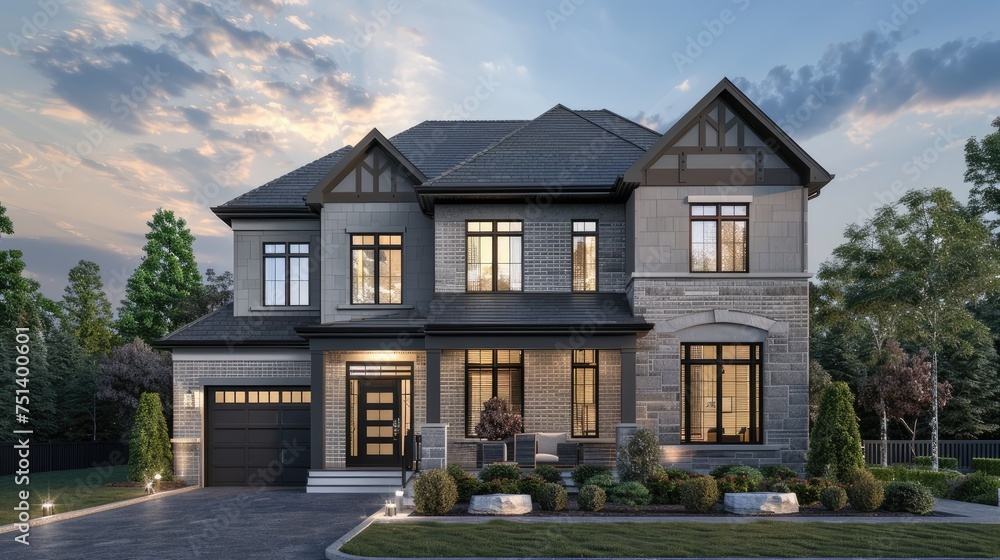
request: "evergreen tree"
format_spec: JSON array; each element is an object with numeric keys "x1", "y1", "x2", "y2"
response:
[
  {"x1": 116, "y1": 209, "x2": 203, "y2": 344},
  {"x1": 806, "y1": 382, "x2": 865, "y2": 479},
  {"x1": 62, "y1": 260, "x2": 116, "y2": 356},
  {"x1": 128, "y1": 392, "x2": 173, "y2": 482}
]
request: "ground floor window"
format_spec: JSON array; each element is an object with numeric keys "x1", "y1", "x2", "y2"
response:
[
  {"x1": 572, "y1": 350, "x2": 599, "y2": 437},
  {"x1": 680, "y1": 343, "x2": 762, "y2": 443},
  {"x1": 466, "y1": 350, "x2": 523, "y2": 436}
]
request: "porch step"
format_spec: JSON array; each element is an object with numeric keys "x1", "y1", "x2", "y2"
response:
[{"x1": 306, "y1": 469, "x2": 409, "y2": 494}]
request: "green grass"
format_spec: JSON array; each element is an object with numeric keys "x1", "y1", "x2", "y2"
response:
[
  {"x1": 341, "y1": 520, "x2": 1000, "y2": 558},
  {"x1": 0, "y1": 465, "x2": 147, "y2": 525}
]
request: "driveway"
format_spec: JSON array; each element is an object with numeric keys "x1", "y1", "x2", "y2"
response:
[{"x1": 0, "y1": 488, "x2": 383, "y2": 560}]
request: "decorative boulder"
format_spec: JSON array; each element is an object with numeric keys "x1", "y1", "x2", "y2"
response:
[
  {"x1": 724, "y1": 492, "x2": 799, "y2": 515},
  {"x1": 469, "y1": 494, "x2": 532, "y2": 515}
]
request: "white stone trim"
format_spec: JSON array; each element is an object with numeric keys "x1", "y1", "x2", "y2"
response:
[{"x1": 686, "y1": 195, "x2": 754, "y2": 203}]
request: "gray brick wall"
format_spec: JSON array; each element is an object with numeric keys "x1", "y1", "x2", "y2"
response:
[
  {"x1": 434, "y1": 203, "x2": 626, "y2": 293},
  {"x1": 171, "y1": 359, "x2": 311, "y2": 485},
  {"x1": 631, "y1": 277, "x2": 809, "y2": 473},
  {"x1": 632, "y1": 185, "x2": 806, "y2": 274}
]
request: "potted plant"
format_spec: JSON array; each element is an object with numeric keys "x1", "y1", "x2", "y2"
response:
[{"x1": 474, "y1": 397, "x2": 522, "y2": 466}]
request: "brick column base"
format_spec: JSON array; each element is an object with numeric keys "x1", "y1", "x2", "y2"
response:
[{"x1": 420, "y1": 423, "x2": 448, "y2": 470}]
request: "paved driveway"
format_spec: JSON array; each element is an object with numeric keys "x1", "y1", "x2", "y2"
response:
[{"x1": 0, "y1": 488, "x2": 382, "y2": 560}]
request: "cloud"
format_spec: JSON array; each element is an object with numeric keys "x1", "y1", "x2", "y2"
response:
[
  {"x1": 734, "y1": 31, "x2": 1000, "y2": 142},
  {"x1": 674, "y1": 79, "x2": 691, "y2": 92},
  {"x1": 286, "y1": 15, "x2": 311, "y2": 31},
  {"x1": 631, "y1": 111, "x2": 672, "y2": 133}
]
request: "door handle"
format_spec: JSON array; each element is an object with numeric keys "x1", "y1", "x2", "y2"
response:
[{"x1": 281, "y1": 449, "x2": 287, "y2": 464}]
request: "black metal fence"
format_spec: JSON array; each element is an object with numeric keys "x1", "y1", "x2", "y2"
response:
[
  {"x1": 863, "y1": 439, "x2": 1000, "y2": 470},
  {"x1": 1, "y1": 441, "x2": 129, "y2": 476}
]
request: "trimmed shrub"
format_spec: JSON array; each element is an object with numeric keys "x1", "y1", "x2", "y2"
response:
[
  {"x1": 953, "y1": 472, "x2": 1000, "y2": 503},
  {"x1": 646, "y1": 472, "x2": 683, "y2": 504},
  {"x1": 609, "y1": 481, "x2": 651, "y2": 506},
  {"x1": 915, "y1": 456, "x2": 959, "y2": 470},
  {"x1": 584, "y1": 474, "x2": 618, "y2": 493},
  {"x1": 577, "y1": 484, "x2": 606, "y2": 512},
  {"x1": 820, "y1": 485, "x2": 847, "y2": 512},
  {"x1": 571, "y1": 465, "x2": 612, "y2": 487},
  {"x1": 806, "y1": 382, "x2": 865, "y2": 479},
  {"x1": 761, "y1": 465, "x2": 798, "y2": 481},
  {"x1": 477, "y1": 478, "x2": 521, "y2": 495},
  {"x1": 538, "y1": 482, "x2": 568, "y2": 511},
  {"x1": 713, "y1": 466, "x2": 763, "y2": 494},
  {"x1": 972, "y1": 458, "x2": 1000, "y2": 476},
  {"x1": 534, "y1": 464, "x2": 563, "y2": 485},
  {"x1": 478, "y1": 462, "x2": 521, "y2": 483},
  {"x1": 846, "y1": 471, "x2": 884, "y2": 512},
  {"x1": 710, "y1": 464, "x2": 737, "y2": 478},
  {"x1": 413, "y1": 469, "x2": 458, "y2": 515},
  {"x1": 769, "y1": 481, "x2": 791, "y2": 493},
  {"x1": 678, "y1": 476, "x2": 719, "y2": 513},
  {"x1": 663, "y1": 468, "x2": 690, "y2": 480},
  {"x1": 883, "y1": 481, "x2": 935, "y2": 515},
  {"x1": 474, "y1": 397, "x2": 522, "y2": 441},
  {"x1": 617, "y1": 428, "x2": 661, "y2": 482},
  {"x1": 128, "y1": 392, "x2": 173, "y2": 482},
  {"x1": 788, "y1": 478, "x2": 828, "y2": 505},
  {"x1": 868, "y1": 465, "x2": 960, "y2": 498},
  {"x1": 446, "y1": 464, "x2": 480, "y2": 503},
  {"x1": 518, "y1": 474, "x2": 547, "y2": 502}
]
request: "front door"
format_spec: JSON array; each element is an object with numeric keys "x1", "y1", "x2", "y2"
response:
[{"x1": 347, "y1": 363, "x2": 413, "y2": 468}]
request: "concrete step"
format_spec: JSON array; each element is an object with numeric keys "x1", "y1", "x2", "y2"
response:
[{"x1": 306, "y1": 469, "x2": 411, "y2": 495}]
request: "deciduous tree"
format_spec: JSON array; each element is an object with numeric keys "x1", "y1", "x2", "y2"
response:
[{"x1": 97, "y1": 337, "x2": 172, "y2": 437}]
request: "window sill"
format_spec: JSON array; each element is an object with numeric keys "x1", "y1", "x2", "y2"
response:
[
  {"x1": 249, "y1": 306, "x2": 319, "y2": 312},
  {"x1": 336, "y1": 304, "x2": 414, "y2": 310}
]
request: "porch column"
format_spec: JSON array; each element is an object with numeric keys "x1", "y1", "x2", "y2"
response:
[
  {"x1": 310, "y1": 350, "x2": 326, "y2": 470},
  {"x1": 426, "y1": 349, "x2": 441, "y2": 423},
  {"x1": 620, "y1": 350, "x2": 636, "y2": 423}
]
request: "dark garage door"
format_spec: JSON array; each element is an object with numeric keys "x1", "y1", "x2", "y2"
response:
[{"x1": 206, "y1": 387, "x2": 311, "y2": 486}]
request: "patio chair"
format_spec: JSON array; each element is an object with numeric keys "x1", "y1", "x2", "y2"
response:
[{"x1": 514, "y1": 432, "x2": 580, "y2": 468}]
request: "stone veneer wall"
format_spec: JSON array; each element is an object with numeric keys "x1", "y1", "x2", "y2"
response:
[
  {"x1": 172, "y1": 360, "x2": 310, "y2": 485},
  {"x1": 631, "y1": 277, "x2": 809, "y2": 472},
  {"x1": 322, "y1": 351, "x2": 426, "y2": 468},
  {"x1": 441, "y1": 349, "x2": 622, "y2": 467}
]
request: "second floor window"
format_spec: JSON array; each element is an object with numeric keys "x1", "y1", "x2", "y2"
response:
[
  {"x1": 572, "y1": 221, "x2": 598, "y2": 291},
  {"x1": 691, "y1": 204, "x2": 749, "y2": 272},
  {"x1": 264, "y1": 243, "x2": 309, "y2": 306},
  {"x1": 351, "y1": 235, "x2": 402, "y2": 304},
  {"x1": 467, "y1": 221, "x2": 522, "y2": 291}
]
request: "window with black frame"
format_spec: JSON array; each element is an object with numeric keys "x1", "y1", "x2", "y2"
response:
[
  {"x1": 571, "y1": 221, "x2": 597, "y2": 291},
  {"x1": 680, "y1": 343, "x2": 762, "y2": 444},
  {"x1": 263, "y1": 242, "x2": 309, "y2": 305},
  {"x1": 466, "y1": 221, "x2": 522, "y2": 291},
  {"x1": 572, "y1": 350, "x2": 599, "y2": 437},
  {"x1": 350, "y1": 234, "x2": 402, "y2": 304},
  {"x1": 465, "y1": 350, "x2": 523, "y2": 436},
  {"x1": 690, "y1": 204, "x2": 749, "y2": 272}
]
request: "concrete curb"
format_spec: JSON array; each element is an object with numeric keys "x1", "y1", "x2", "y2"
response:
[
  {"x1": 0, "y1": 485, "x2": 201, "y2": 534},
  {"x1": 325, "y1": 508, "x2": 385, "y2": 560}
]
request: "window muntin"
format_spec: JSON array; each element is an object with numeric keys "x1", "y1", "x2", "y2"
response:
[
  {"x1": 681, "y1": 343, "x2": 762, "y2": 444},
  {"x1": 351, "y1": 235, "x2": 402, "y2": 304},
  {"x1": 572, "y1": 221, "x2": 598, "y2": 292},
  {"x1": 572, "y1": 349, "x2": 599, "y2": 437},
  {"x1": 465, "y1": 350, "x2": 523, "y2": 436},
  {"x1": 690, "y1": 204, "x2": 748, "y2": 272},
  {"x1": 264, "y1": 243, "x2": 309, "y2": 306},
  {"x1": 466, "y1": 221, "x2": 522, "y2": 291}
]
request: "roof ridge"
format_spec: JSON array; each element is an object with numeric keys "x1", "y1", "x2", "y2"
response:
[
  {"x1": 425, "y1": 112, "x2": 544, "y2": 183},
  {"x1": 563, "y1": 107, "x2": 650, "y2": 151}
]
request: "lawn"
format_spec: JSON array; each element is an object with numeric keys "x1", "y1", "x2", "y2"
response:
[
  {"x1": 341, "y1": 520, "x2": 1000, "y2": 558},
  {"x1": 0, "y1": 465, "x2": 147, "y2": 525}
]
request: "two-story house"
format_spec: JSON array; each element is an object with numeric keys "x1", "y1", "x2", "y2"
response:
[{"x1": 158, "y1": 78, "x2": 833, "y2": 491}]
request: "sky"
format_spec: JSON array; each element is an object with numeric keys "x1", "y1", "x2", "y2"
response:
[{"x1": 2, "y1": 0, "x2": 1000, "y2": 306}]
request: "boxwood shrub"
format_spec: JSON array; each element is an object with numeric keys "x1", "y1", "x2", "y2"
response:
[
  {"x1": 868, "y1": 465, "x2": 960, "y2": 498},
  {"x1": 609, "y1": 481, "x2": 651, "y2": 506},
  {"x1": 446, "y1": 464, "x2": 481, "y2": 503},
  {"x1": 953, "y1": 472, "x2": 1000, "y2": 505},
  {"x1": 914, "y1": 456, "x2": 959, "y2": 470},
  {"x1": 478, "y1": 463, "x2": 521, "y2": 482},
  {"x1": 972, "y1": 458, "x2": 1000, "y2": 476},
  {"x1": 533, "y1": 464, "x2": 563, "y2": 485},
  {"x1": 537, "y1": 482, "x2": 568, "y2": 511},
  {"x1": 571, "y1": 465, "x2": 611, "y2": 487},
  {"x1": 882, "y1": 481, "x2": 935, "y2": 515},
  {"x1": 584, "y1": 474, "x2": 618, "y2": 493},
  {"x1": 577, "y1": 484, "x2": 606, "y2": 512},
  {"x1": 678, "y1": 476, "x2": 719, "y2": 513},
  {"x1": 760, "y1": 465, "x2": 798, "y2": 481},
  {"x1": 820, "y1": 485, "x2": 847, "y2": 511},
  {"x1": 846, "y1": 471, "x2": 884, "y2": 512},
  {"x1": 413, "y1": 469, "x2": 458, "y2": 515}
]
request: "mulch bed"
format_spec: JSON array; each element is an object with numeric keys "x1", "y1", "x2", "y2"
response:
[
  {"x1": 410, "y1": 496, "x2": 957, "y2": 518},
  {"x1": 105, "y1": 481, "x2": 188, "y2": 491}
]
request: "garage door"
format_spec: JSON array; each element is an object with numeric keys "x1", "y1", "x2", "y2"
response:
[{"x1": 206, "y1": 387, "x2": 311, "y2": 486}]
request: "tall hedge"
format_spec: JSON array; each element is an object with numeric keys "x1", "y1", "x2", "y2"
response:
[
  {"x1": 128, "y1": 392, "x2": 174, "y2": 482},
  {"x1": 806, "y1": 382, "x2": 864, "y2": 479}
]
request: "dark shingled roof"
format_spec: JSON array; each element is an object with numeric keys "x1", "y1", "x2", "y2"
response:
[
  {"x1": 422, "y1": 292, "x2": 651, "y2": 333},
  {"x1": 426, "y1": 105, "x2": 660, "y2": 186},
  {"x1": 156, "y1": 303, "x2": 317, "y2": 347},
  {"x1": 215, "y1": 108, "x2": 658, "y2": 209}
]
